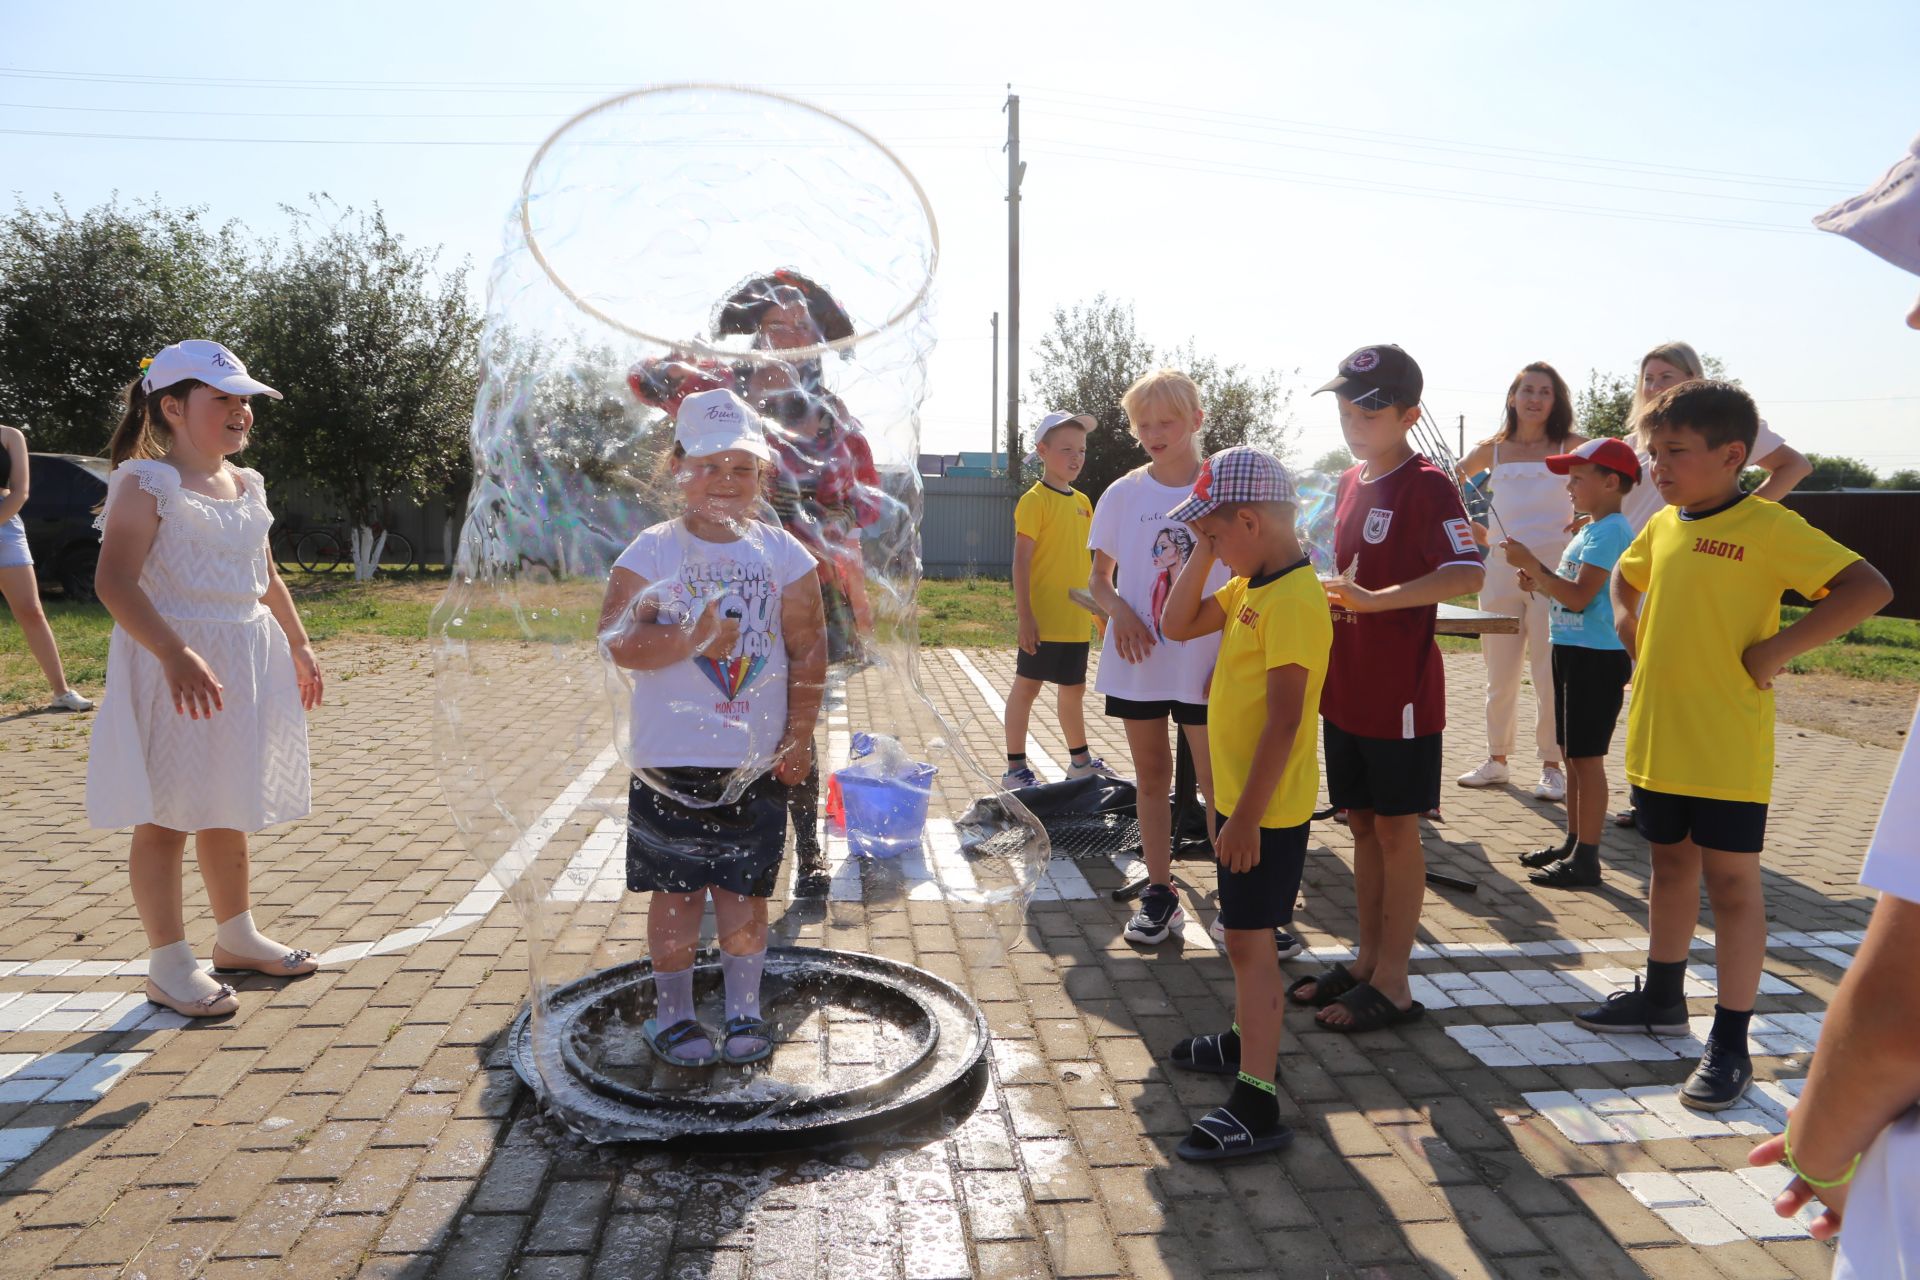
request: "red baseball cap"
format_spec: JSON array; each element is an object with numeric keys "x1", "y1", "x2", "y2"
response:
[{"x1": 1546, "y1": 437, "x2": 1641, "y2": 481}]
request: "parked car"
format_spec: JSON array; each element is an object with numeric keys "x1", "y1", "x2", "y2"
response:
[{"x1": 21, "y1": 453, "x2": 110, "y2": 601}]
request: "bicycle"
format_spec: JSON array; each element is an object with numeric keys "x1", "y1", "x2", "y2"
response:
[{"x1": 288, "y1": 520, "x2": 415, "y2": 576}]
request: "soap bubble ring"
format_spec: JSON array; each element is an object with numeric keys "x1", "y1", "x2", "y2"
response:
[{"x1": 429, "y1": 85, "x2": 1044, "y2": 1141}]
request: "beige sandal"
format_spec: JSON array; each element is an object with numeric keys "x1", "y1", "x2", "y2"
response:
[
  {"x1": 145, "y1": 977, "x2": 239, "y2": 1018},
  {"x1": 211, "y1": 946, "x2": 319, "y2": 978}
]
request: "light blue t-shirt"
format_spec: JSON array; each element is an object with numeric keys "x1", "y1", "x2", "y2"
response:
[{"x1": 1548, "y1": 512, "x2": 1633, "y2": 650}]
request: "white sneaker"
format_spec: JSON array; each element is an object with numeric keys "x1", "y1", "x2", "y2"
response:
[
  {"x1": 1534, "y1": 765, "x2": 1567, "y2": 802},
  {"x1": 1455, "y1": 759, "x2": 1510, "y2": 788},
  {"x1": 1065, "y1": 755, "x2": 1113, "y2": 781},
  {"x1": 49, "y1": 690, "x2": 94, "y2": 712}
]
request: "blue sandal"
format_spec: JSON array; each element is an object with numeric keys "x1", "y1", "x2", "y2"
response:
[
  {"x1": 1171, "y1": 1032, "x2": 1240, "y2": 1076},
  {"x1": 1176, "y1": 1107, "x2": 1295, "y2": 1162},
  {"x1": 642, "y1": 1017, "x2": 720, "y2": 1069},
  {"x1": 720, "y1": 1015, "x2": 774, "y2": 1066}
]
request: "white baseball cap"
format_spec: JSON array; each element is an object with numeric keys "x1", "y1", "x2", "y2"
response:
[
  {"x1": 675, "y1": 388, "x2": 772, "y2": 461},
  {"x1": 1034, "y1": 409, "x2": 1095, "y2": 443},
  {"x1": 1813, "y1": 132, "x2": 1920, "y2": 277},
  {"x1": 141, "y1": 340, "x2": 282, "y2": 399}
]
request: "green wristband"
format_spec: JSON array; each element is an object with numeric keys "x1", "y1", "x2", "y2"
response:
[{"x1": 1783, "y1": 1123, "x2": 1862, "y2": 1190}]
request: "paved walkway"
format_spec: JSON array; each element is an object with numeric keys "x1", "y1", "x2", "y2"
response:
[{"x1": 0, "y1": 637, "x2": 1899, "y2": 1278}]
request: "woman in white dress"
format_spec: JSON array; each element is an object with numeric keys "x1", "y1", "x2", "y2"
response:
[{"x1": 88, "y1": 341, "x2": 324, "y2": 1018}]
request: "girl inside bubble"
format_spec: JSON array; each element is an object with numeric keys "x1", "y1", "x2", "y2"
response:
[{"x1": 598, "y1": 388, "x2": 826, "y2": 1069}]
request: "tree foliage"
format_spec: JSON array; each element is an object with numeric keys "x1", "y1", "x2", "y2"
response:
[
  {"x1": 1027, "y1": 294, "x2": 1296, "y2": 501},
  {"x1": 0, "y1": 197, "x2": 248, "y2": 453},
  {"x1": 1799, "y1": 454, "x2": 1882, "y2": 492},
  {"x1": 240, "y1": 200, "x2": 480, "y2": 533}
]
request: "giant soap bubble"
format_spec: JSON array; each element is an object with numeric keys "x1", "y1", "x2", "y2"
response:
[{"x1": 431, "y1": 87, "x2": 1044, "y2": 1139}]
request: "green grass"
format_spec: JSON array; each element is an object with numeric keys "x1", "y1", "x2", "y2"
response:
[{"x1": 10, "y1": 574, "x2": 1915, "y2": 711}]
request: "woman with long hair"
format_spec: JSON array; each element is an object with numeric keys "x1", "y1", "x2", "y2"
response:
[{"x1": 1454, "y1": 362, "x2": 1582, "y2": 802}]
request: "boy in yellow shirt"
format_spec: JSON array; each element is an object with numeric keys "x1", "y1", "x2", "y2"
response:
[
  {"x1": 1005, "y1": 411, "x2": 1105, "y2": 787},
  {"x1": 1160, "y1": 446, "x2": 1332, "y2": 1160},
  {"x1": 1575, "y1": 380, "x2": 1891, "y2": 1110}
]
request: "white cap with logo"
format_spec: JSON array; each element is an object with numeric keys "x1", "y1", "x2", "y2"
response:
[
  {"x1": 675, "y1": 388, "x2": 772, "y2": 461},
  {"x1": 141, "y1": 340, "x2": 282, "y2": 400}
]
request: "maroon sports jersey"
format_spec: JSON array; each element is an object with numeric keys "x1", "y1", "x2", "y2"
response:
[{"x1": 1324, "y1": 454, "x2": 1480, "y2": 739}]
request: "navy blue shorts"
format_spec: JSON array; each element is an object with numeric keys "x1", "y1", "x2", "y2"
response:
[
  {"x1": 1016, "y1": 640, "x2": 1090, "y2": 686},
  {"x1": 1630, "y1": 785, "x2": 1768, "y2": 855},
  {"x1": 626, "y1": 768, "x2": 789, "y2": 897},
  {"x1": 1104, "y1": 695, "x2": 1207, "y2": 726},
  {"x1": 1214, "y1": 817, "x2": 1309, "y2": 931},
  {"x1": 1323, "y1": 721, "x2": 1441, "y2": 818}
]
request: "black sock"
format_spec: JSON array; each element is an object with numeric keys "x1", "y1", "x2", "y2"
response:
[
  {"x1": 1556, "y1": 831, "x2": 1578, "y2": 856},
  {"x1": 1220, "y1": 1021, "x2": 1241, "y2": 1058},
  {"x1": 1226, "y1": 1072, "x2": 1280, "y2": 1131},
  {"x1": 1710, "y1": 1005, "x2": 1753, "y2": 1056},
  {"x1": 1570, "y1": 841, "x2": 1601, "y2": 873},
  {"x1": 1644, "y1": 958, "x2": 1688, "y2": 1008},
  {"x1": 1006, "y1": 753, "x2": 1026, "y2": 767},
  {"x1": 1068, "y1": 745, "x2": 1091, "y2": 763}
]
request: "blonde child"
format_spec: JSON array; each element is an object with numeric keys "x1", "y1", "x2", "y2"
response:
[
  {"x1": 1005, "y1": 410, "x2": 1104, "y2": 787},
  {"x1": 598, "y1": 389, "x2": 825, "y2": 1068},
  {"x1": 1087, "y1": 370, "x2": 1228, "y2": 946},
  {"x1": 88, "y1": 341, "x2": 324, "y2": 1018}
]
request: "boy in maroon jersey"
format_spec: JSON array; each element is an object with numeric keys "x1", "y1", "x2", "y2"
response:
[{"x1": 1286, "y1": 345, "x2": 1485, "y2": 1033}]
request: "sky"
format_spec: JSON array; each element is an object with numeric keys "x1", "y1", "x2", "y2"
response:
[{"x1": 5, "y1": 1, "x2": 1918, "y2": 474}]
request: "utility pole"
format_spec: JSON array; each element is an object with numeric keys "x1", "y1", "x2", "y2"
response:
[
  {"x1": 1457, "y1": 413, "x2": 1465, "y2": 460},
  {"x1": 990, "y1": 312, "x2": 1000, "y2": 467},
  {"x1": 1004, "y1": 88, "x2": 1024, "y2": 492}
]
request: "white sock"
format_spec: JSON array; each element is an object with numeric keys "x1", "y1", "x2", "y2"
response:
[
  {"x1": 215, "y1": 910, "x2": 281, "y2": 960},
  {"x1": 149, "y1": 940, "x2": 225, "y2": 1002}
]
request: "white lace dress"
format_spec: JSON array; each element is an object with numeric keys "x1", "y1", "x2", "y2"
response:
[{"x1": 85, "y1": 460, "x2": 310, "y2": 832}]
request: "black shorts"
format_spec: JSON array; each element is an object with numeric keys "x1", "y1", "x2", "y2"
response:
[
  {"x1": 1104, "y1": 695, "x2": 1208, "y2": 726},
  {"x1": 1215, "y1": 818, "x2": 1309, "y2": 930},
  {"x1": 1016, "y1": 640, "x2": 1090, "y2": 686},
  {"x1": 1630, "y1": 785, "x2": 1768, "y2": 855},
  {"x1": 626, "y1": 768, "x2": 790, "y2": 897},
  {"x1": 1550, "y1": 644, "x2": 1633, "y2": 759},
  {"x1": 1323, "y1": 721, "x2": 1442, "y2": 818}
]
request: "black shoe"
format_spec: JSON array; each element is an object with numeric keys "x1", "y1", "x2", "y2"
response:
[
  {"x1": 1680, "y1": 1037, "x2": 1753, "y2": 1111},
  {"x1": 1572, "y1": 978, "x2": 1690, "y2": 1037},
  {"x1": 1123, "y1": 885, "x2": 1184, "y2": 945},
  {"x1": 1529, "y1": 860, "x2": 1601, "y2": 889},
  {"x1": 793, "y1": 840, "x2": 828, "y2": 897},
  {"x1": 1272, "y1": 929, "x2": 1305, "y2": 961},
  {"x1": 1519, "y1": 844, "x2": 1572, "y2": 870}
]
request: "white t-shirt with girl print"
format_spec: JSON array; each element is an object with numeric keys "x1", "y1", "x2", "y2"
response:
[
  {"x1": 1087, "y1": 469, "x2": 1228, "y2": 705},
  {"x1": 612, "y1": 519, "x2": 817, "y2": 772}
]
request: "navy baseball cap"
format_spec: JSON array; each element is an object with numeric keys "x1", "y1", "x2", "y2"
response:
[{"x1": 1315, "y1": 344, "x2": 1423, "y2": 410}]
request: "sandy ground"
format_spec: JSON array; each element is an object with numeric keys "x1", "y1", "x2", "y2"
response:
[{"x1": 1772, "y1": 669, "x2": 1916, "y2": 750}]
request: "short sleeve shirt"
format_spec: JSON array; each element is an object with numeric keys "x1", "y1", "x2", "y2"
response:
[
  {"x1": 1323, "y1": 455, "x2": 1479, "y2": 739},
  {"x1": 1861, "y1": 700, "x2": 1920, "y2": 905},
  {"x1": 1548, "y1": 512, "x2": 1633, "y2": 650},
  {"x1": 1208, "y1": 561, "x2": 1332, "y2": 828},
  {"x1": 1087, "y1": 469, "x2": 1228, "y2": 704},
  {"x1": 1014, "y1": 481, "x2": 1094, "y2": 643},
  {"x1": 612, "y1": 519, "x2": 819, "y2": 772},
  {"x1": 1618, "y1": 494, "x2": 1859, "y2": 804}
]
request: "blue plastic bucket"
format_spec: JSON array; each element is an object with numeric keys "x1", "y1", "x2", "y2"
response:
[{"x1": 834, "y1": 763, "x2": 937, "y2": 858}]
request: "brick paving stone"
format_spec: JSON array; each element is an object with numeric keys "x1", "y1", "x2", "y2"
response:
[
  {"x1": 3, "y1": 644, "x2": 1888, "y2": 1274},
  {"x1": 1036, "y1": 1201, "x2": 1125, "y2": 1277}
]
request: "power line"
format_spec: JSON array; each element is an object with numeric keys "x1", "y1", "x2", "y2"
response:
[
  {"x1": 0, "y1": 100, "x2": 987, "y2": 121},
  {"x1": 0, "y1": 68, "x2": 1000, "y2": 96},
  {"x1": 0, "y1": 126, "x2": 997, "y2": 148},
  {"x1": 1022, "y1": 140, "x2": 1816, "y2": 234},
  {"x1": 1024, "y1": 106, "x2": 1838, "y2": 207},
  {"x1": 1025, "y1": 88, "x2": 1856, "y2": 192}
]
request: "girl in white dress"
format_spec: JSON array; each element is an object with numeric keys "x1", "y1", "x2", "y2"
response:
[{"x1": 87, "y1": 341, "x2": 324, "y2": 1019}]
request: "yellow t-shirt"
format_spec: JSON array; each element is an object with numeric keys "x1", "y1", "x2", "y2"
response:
[
  {"x1": 1014, "y1": 481, "x2": 1094, "y2": 643},
  {"x1": 1207, "y1": 560, "x2": 1332, "y2": 828},
  {"x1": 1618, "y1": 495, "x2": 1859, "y2": 805}
]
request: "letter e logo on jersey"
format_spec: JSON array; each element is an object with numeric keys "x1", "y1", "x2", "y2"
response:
[
  {"x1": 1363, "y1": 508, "x2": 1394, "y2": 544},
  {"x1": 1444, "y1": 518, "x2": 1477, "y2": 555}
]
